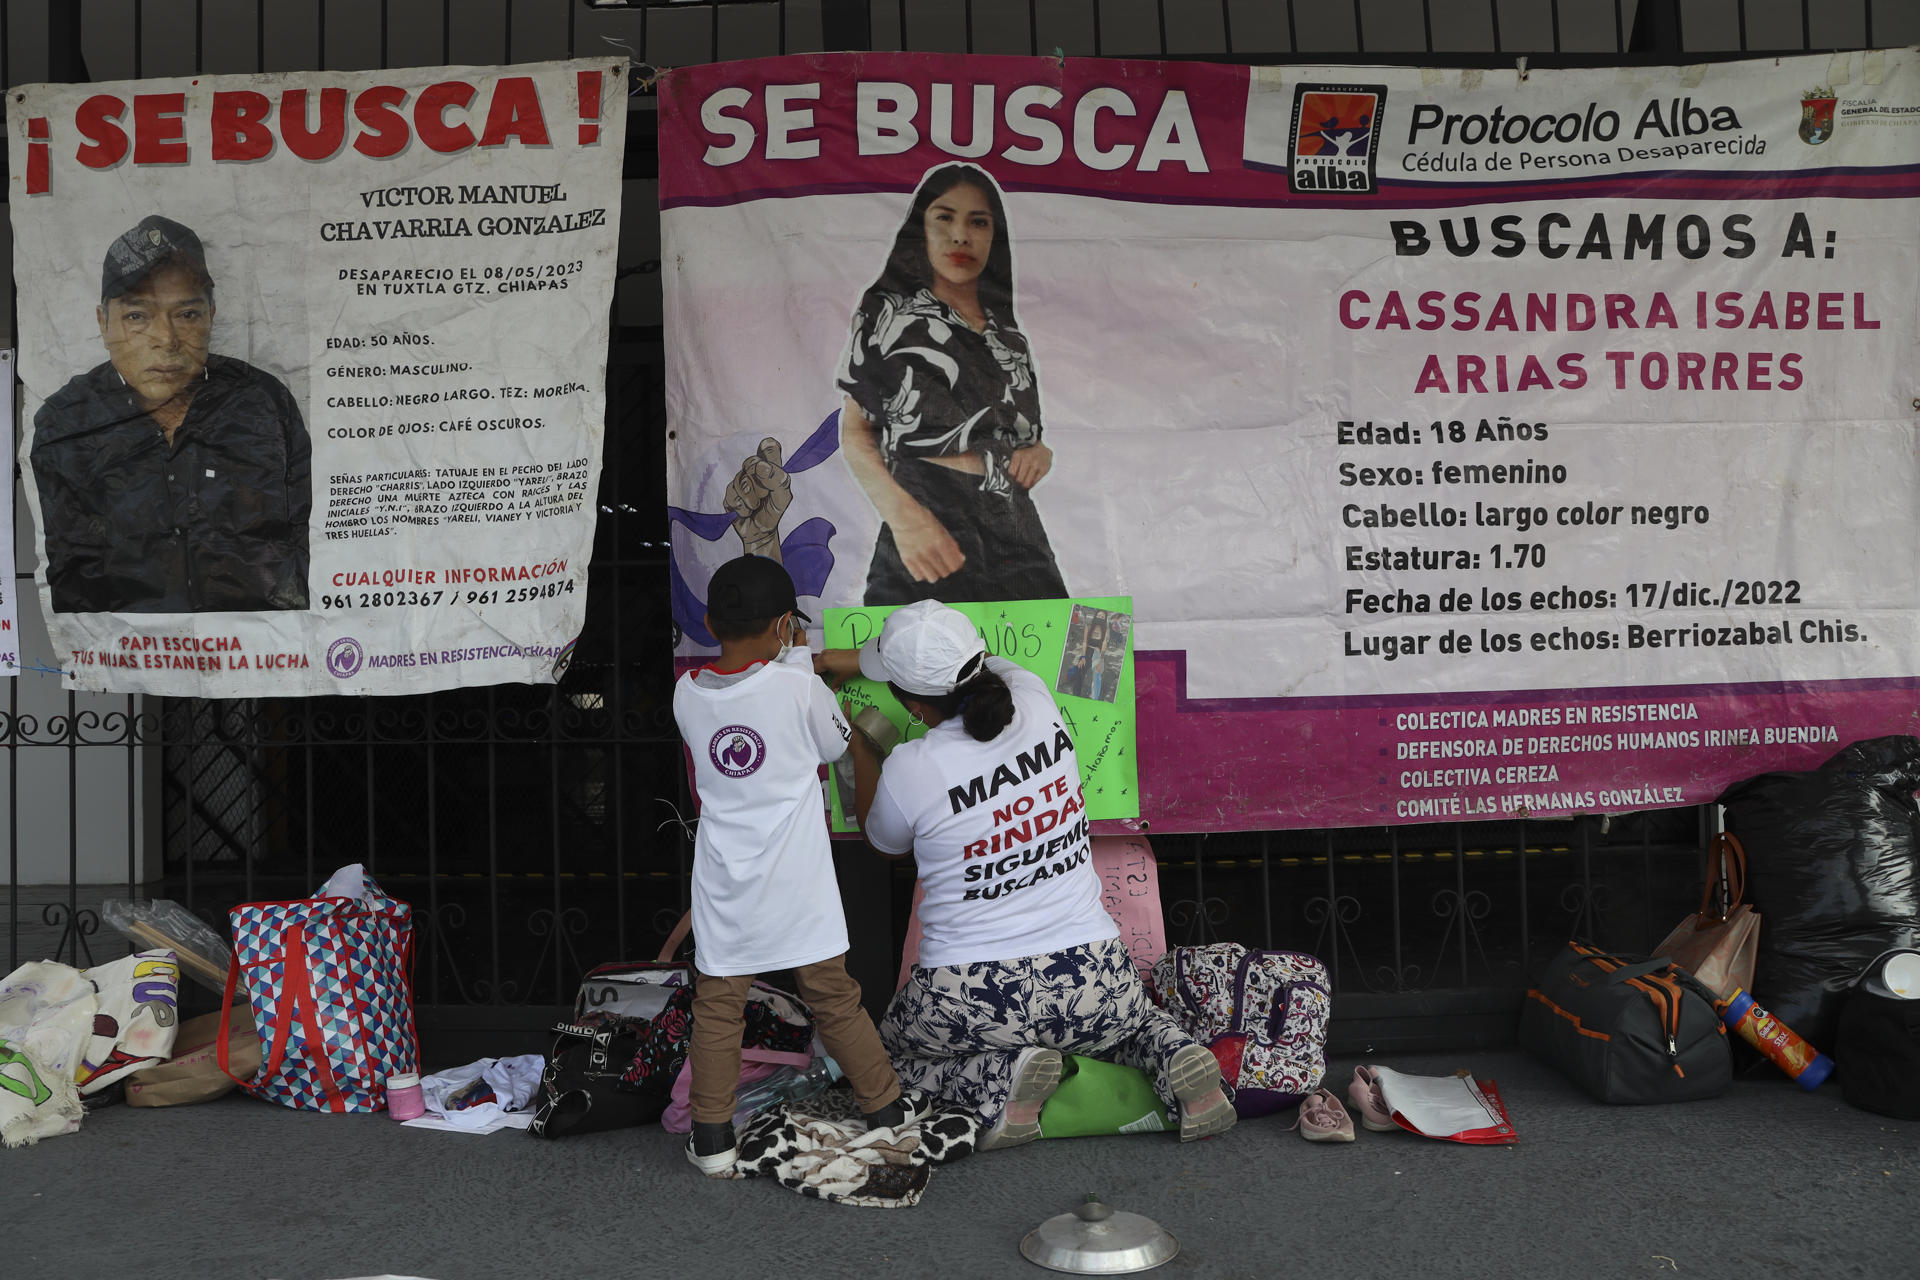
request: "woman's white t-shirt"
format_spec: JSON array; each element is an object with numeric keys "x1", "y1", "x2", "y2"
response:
[
  {"x1": 673, "y1": 648, "x2": 852, "y2": 977},
  {"x1": 864, "y1": 659, "x2": 1115, "y2": 969}
]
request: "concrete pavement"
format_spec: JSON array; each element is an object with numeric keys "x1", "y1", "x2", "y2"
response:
[{"x1": 8, "y1": 1050, "x2": 1915, "y2": 1280}]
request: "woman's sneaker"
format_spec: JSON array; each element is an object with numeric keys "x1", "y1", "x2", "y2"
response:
[
  {"x1": 1168, "y1": 1044, "x2": 1237, "y2": 1142},
  {"x1": 686, "y1": 1119, "x2": 737, "y2": 1176},
  {"x1": 978, "y1": 1047, "x2": 1062, "y2": 1151}
]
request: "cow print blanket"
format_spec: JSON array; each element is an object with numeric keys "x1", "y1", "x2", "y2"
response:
[{"x1": 722, "y1": 1086, "x2": 980, "y2": 1208}]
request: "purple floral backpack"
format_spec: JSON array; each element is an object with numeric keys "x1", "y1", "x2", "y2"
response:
[{"x1": 1147, "y1": 943, "x2": 1331, "y2": 1116}]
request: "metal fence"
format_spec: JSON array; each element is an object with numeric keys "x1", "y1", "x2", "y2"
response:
[{"x1": 5, "y1": 0, "x2": 1907, "y2": 1052}]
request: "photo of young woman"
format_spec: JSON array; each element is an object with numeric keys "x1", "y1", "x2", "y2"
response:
[{"x1": 836, "y1": 164, "x2": 1066, "y2": 605}]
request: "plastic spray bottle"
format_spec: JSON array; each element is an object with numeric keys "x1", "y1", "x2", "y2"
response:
[
  {"x1": 1716, "y1": 988, "x2": 1835, "y2": 1091},
  {"x1": 733, "y1": 1056, "x2": 843, "y2": 1118}
]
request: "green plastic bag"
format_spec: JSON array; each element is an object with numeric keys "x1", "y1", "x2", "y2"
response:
[{"x1": 1037, "y1": 1054, "x2": 1171, "y2": 1138}]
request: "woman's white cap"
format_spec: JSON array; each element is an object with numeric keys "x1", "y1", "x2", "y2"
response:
[{"x1": 858, "y1": 601, "x2": 987, "y2": 697}]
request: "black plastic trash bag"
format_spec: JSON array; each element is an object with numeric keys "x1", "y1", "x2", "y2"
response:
[
  {"x1": 1718, "y1": 736, "x2": 1920, "y2": 1050},
  {"x1": 1837, "y1": 990, "x2": 1920, "y2": 1118}
]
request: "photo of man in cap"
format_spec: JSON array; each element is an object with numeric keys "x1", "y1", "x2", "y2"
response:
[{"x1": 29, "y1": 214, "x2": 310, "y2": 614}]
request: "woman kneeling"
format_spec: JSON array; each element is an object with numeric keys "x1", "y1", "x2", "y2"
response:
[{"x1": 828, "y1": 602, "x2": 1236, "y2": 1149}]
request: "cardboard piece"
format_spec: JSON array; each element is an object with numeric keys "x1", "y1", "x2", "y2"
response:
[{"x1": 125, "y1": 1009, "x2": 262, "y2": 1108}]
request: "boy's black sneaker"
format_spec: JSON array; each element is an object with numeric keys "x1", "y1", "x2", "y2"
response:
[
  {"x1": 686, "y1": 1119, "x2": 737, "y2": 1176},
  {"x1": 863, "y1": 1099, "x2": 907, "y2": 1131}
]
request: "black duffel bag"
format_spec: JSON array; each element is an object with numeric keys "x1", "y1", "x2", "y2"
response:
[{"x1": 1521, "y1": 940, "x2": 1731, "y2": 1104}]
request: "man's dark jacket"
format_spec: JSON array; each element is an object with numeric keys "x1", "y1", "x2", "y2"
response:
[{"x1": 31, "y1": 354, "x2": 311, "y2": 613}]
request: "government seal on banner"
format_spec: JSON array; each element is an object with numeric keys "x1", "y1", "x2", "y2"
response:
[{"x1": 1800, "y1": 85, "x2": 1837, "y2": 144}]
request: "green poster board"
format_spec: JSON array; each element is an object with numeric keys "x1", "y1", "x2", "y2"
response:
[{"x1": 824, "y1": 597, "x2": 1139, "y2": 833}]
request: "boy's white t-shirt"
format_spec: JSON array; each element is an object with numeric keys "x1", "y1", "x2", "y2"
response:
[
  {"x1": 673, "y1": 648, "x2": 853, "y2": 977},
  {"x1": 864, "y1": 659, "x2": 1114, "y2": 969}
]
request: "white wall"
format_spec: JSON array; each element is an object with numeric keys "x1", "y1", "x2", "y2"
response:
[{"x1": 6, "y1": 456, "x2": 159, "y2": 886}]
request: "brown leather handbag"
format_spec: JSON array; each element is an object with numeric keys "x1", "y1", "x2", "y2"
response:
[{"x1": 1654, "y1": 832, "x2": 1761, "y2": 1001}]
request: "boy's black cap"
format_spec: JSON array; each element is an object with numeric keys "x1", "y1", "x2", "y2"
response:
[
  {"x1": 707, "y1": 555, "x2": 811, "y2": 624},
  {"x1": 102, "y1": 215, "x2": 210, "y2": 302}
]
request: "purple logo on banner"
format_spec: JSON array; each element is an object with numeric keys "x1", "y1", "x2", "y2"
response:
[
  {"x1": 326, "y1": 637, "x2": 364, "y2": 678},
  {"x1": 709, "y1": 725, "x2": 766, "y2": 778}
]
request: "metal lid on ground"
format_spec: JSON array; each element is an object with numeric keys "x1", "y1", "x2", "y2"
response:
[{"x1": 1020, "y1": 1196, "x2": 1179, "y2": 1275}]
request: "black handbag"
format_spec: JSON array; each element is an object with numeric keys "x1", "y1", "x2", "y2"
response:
[
  {"x1": 1520, "y1": 940, "x2": 1731, "y2": 1104},
  {"x1": 526, "y1": 1016, "x2": 672, "y2": 1139}
]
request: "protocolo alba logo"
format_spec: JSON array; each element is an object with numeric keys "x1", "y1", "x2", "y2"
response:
[{"x1": 1289, "y1": 85, "x2": 1388, "y2": 193}]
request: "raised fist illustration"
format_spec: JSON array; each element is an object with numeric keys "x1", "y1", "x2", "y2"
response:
[{"x1": 723, "y1": 436, "x2": 793, "y2": 561}]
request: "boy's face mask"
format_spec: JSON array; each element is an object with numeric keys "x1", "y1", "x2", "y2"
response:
[{"x1": 776, "y1": 612, "x2": 795, "y2": 661}]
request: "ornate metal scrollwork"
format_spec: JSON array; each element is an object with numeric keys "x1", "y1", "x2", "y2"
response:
[
  {"x1": 419, "y1": 903, "x2": 477, "y2": 1004},
  {"x1": 371, "y1": 702, "x2": 431, "y2": 744},
  {"x1": 1428, "y1": 887, "x2": 1503, "y2": 987},
  {"x1": 431, "y1": 700, "x2": 498, "y2": 743},
  {"x1": 1559, "y1": 880, "x2": 1614, "y2": 941},
  {"x1": 1164, "y1": 895, "x2": 1230, "y2": 945},
  {"x1": 1303, "y1": 892, "x2": 1406, "y2": 993},
  {"x1": 41, "y1": 903, "x2": 99, "y2": 967},
  {"x1": 468, "y1": 974, "x2": 525, "y2": 1005},
  {"x1": 526, "y1": 905, "x2": 593, "y2": 1004}
]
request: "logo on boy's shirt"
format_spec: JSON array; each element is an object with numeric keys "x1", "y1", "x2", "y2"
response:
[{"x1": 710, "y1": 724, "x2": 767, "y2": 777}]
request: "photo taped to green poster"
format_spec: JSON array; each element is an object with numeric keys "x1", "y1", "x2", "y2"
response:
[{"x1": 825, "y1": 597, "x2": 1138, "y2": 833}]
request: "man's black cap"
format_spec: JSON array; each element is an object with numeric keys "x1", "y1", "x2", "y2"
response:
[
  {"x1": 101, "y1": 215, "x2": 210, "y2": 302},
  {"x1": 707, "y1": 555, "x2": 810, "y2": 624}
]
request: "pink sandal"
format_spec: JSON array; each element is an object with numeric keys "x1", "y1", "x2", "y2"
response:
[{"x1": 1348, "y1": 1065, "x2": 1396, "y2": 1132}]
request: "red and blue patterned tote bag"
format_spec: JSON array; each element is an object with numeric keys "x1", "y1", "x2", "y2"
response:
[{"x1": 219, "y1": 872, "x2": 419, "y2": 1112}]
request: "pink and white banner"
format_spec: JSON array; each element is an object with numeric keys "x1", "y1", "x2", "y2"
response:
[{"x1": 660, "y1": 50, "x2": 1920, "y2": 832}]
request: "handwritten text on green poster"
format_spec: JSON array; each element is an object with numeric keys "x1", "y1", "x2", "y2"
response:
[{"x1": 824, "y1": 597, "x2": 1138, "y2": 833}]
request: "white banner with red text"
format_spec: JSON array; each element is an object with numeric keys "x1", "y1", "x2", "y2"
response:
[
  {"x1": 8, "y1": 59, "x2": 625, "y2": 694},
  {"x1": 660, "y1": 50, "x2": 1920, "y2": 831}
]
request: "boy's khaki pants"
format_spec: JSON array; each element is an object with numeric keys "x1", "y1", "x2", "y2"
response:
[{"x1": 690, "y1": 953, "x2": 901, "y2": 1125}]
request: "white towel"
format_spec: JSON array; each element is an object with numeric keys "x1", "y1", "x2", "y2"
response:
[
  {"x1": 0, "y1": 961, "x2": 95, "y2": 1148},
  {"x1": 0, "y1": 1036, "x2": 84, "y2": 1148}
]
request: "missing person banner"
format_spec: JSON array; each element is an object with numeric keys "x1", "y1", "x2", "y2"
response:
[
  {"x1": 659, "y1": 50, "x2": 1920, "y2": 832},
  {"x1": 824, "y1": 596, "x2": 1139, "y2": 832},
  {"x1": 8, "y1": 59, "x2": 626, "y2": 694}
]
